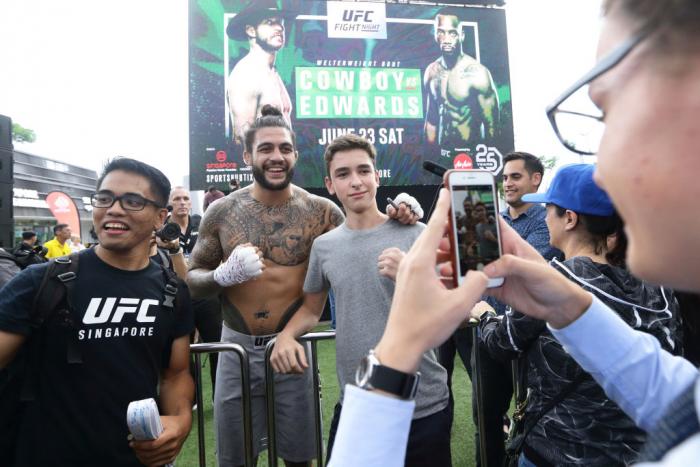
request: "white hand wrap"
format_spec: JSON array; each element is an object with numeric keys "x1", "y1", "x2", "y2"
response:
[
  {"x1": 213, "y1": 246, "x2": 263, "y2": 287},
  {"x1": 389, "y1": 192, "x2": 424, "y2": 219}
]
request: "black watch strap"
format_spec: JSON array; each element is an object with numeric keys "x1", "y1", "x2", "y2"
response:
[
  {"x1": 370, "y1": 365, "x2": 420, "y2": 400},
  {"x1": 357, "y1": 350, "x2": 420, "y2": 399}
]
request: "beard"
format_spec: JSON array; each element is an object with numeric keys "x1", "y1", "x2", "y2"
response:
[
  {"x1": 440, "y1": 42, "x2": 460, "y2": 58},
  {"x1": 252, "y1": 164, "x2": 295, "y2": 191},
  {"x1": 256, "y1": 33, "x2": 284, "y2": 53}
]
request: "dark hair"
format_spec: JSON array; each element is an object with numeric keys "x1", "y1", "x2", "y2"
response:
[
  {"x1": 22, "y1": 231, "x2": 37, "y2": 240},
  {"x1": 96, "y1": 157, "x2": 171, "y2": 208},
  {"x1": 323, "y1": 133, "x2": 377, "y2": 176},
  {"x1": 504, "y1": 152, "x2": 545, "y2": 183},
  {"x1": 206, "y1": 186, "x2": 217, "y2": 193},
  {"x1": 53, "y1": 224, "x2": 69, "y2": 235},
  {"x1": 603, "y1": 0, "x2": 700, "y2": 54},
  {"x1": 436, "y1": 7, "x2": 463, "y2": 21},
  {"x1": 553, "y1": 205, "x2": 627, "y2": 267},
  {"x1": 243, "y1": 105, "x2": 296, "y2": 154}
]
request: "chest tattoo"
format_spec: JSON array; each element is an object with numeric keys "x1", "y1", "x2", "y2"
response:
[{"x1": 218, "y1": 190, "x2": 330, "y2": 266}]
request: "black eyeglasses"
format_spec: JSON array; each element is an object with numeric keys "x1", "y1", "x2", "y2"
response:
[
  {"x1": 91, "y1": 191, "x2": 164, "y2": 211},
  {"x1": 546, "y1": 28, "x2": 651, "y2": 155}
]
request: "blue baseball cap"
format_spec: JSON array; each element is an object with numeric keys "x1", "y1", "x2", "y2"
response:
[{"x1": 521, "y1": 164, "x2": 614, "y2": 216}]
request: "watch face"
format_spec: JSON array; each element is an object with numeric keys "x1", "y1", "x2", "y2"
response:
[{"x1": 355, "y1": 356, "x2": 371, "y2": 388}]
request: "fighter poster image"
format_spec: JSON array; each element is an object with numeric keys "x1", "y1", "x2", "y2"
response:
[{"x1": 189, "y1": 0, "x2": 513, "y2": 190}]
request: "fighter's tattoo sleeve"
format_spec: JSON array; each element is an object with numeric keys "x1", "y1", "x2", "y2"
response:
[{"x1": 328, "y1": 202, "x2": 345, "y2": 229}]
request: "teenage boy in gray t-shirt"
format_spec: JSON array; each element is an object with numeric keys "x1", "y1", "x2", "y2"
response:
[{"x1": 270, "y1": 134, "x2": 450, "y2": 467}]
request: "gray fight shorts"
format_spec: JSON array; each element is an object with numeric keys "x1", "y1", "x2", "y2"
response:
[{"x1": 214, "y1": 323, "x2": 317, "y2": 466}]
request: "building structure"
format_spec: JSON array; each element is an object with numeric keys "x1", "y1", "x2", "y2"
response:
[{"x1": 12, "y1": 150, "x2": 97, "y2": 245}]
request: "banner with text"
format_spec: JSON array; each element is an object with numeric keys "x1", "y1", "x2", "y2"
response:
[{"x1": 189, "y1": 0, "x2": 513, "y2": 189}]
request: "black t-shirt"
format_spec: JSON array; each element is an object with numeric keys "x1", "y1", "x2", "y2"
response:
[
  {"x1": 0, "y1": 248, "x2": 194, "y2": 466},
  {"x1": 167, "y1": 214, "x2": 199, "y2": 255}
]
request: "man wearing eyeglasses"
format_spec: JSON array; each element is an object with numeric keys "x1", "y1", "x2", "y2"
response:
[
  {"x1": 0, "y1": 158, "x2": 194, "y2": 467},
  {"x1": 322, "y1": 1, "x2": 700, "y2": 466},
  {"x1": 424, "y1": 7, "x2": 499, "y2": 152}
]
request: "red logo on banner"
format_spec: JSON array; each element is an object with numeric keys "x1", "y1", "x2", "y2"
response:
[
  {"x1": 453, "y1": 153, "x2": 473, "y2": 170},
  {"x1": 46, "y1": 191, "x2": 80, "y2": 236},
  {"x1": 216, "y1": 151, "x2": 227, "y2": 162}
]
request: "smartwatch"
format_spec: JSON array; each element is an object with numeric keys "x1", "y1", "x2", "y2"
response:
[{"x1": 355, "y1": 349, "x2": 420, "y2": 400}]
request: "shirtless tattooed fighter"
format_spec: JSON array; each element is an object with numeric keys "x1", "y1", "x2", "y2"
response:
[
  {"x1": 226, "y1": 1, "x2": 293, "y2": 145},
  {"x1": 424, "y1": 9, "x2": 499, "y2": 148},
  {"x1": 188, "y1": 105, "x2": 420, "y2": 467}
]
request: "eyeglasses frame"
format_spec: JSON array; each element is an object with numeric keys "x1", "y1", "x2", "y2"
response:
[
  {"x1": 546, "y1": 27, "x2": 651, "y2": 155},
  {"x1": 91, "y1": 191, "x2": 165, "y2": 211}
]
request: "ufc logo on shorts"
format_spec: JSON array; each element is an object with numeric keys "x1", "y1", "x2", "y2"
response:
[{"x1": 83, "y1": 298, "x2": 159, "y2": 324}]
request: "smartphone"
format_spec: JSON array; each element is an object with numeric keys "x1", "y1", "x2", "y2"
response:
[{"x1": 445, "y1": 169, "x2": 504, "y2": 288}]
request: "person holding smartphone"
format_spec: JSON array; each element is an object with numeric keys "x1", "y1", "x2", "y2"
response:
[
  {"x1": 474, "y1": 164, "x2": 682, "y2": 466},
  {"x1": 327, "y1": 2, "x2": 700, "y2": 464}
]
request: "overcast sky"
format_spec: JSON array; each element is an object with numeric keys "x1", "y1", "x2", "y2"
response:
[{"x1": 0, "y1": 0, "x2": 602, "y2": 187}]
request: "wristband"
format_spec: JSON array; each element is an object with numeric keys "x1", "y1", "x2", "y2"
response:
[{"x1": 213, "y1": 246, "x2": 264, "y2": 287}]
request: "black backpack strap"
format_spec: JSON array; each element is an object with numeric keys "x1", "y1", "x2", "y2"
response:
[
  {"x1": 21, "y1": 253, "x2": 81, "y2": 401},
  {"x1": 58, "y1": 254, "x2": 81, "y2": 364},
  {"x1": 160, "y1": 263, "x2": 179, "y2": 310},
  {"x1": 510, "y1": 371, "x2": 586, "y2": 454},
  {"x1": 156, "y1": 248, "x2": 172, "y2": 271}
]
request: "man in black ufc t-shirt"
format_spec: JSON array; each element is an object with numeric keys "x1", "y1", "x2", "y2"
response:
[{"x1": 0, "y1": 158, "x2": 194, "y2": 467}]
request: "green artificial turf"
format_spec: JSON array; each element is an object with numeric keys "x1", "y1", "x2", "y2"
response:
[{"x1": 178, "y1": 329, "x2": 476, "y2": 466}]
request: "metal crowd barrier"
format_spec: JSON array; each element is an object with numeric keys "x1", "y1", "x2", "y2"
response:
[
  {"x1": 264, "y1": 330, "x2": 337, "y2": 467},
  {"x1": 471, "y1": 319, "x2": 524, "y2": 467},
  {"x1": 190, "y1": 342, "x2": 254, "y2": 467},
  {"x1": 469, "y1": 320, "x2": 489, "y2": 467}
]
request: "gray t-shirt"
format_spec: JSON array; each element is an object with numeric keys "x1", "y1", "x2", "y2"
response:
[{"x1": 304, "y1": 219, "x2": 448, "y2": 419}]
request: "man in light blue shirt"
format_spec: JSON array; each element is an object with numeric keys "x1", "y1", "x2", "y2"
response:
[{"x1": 326, "y1": 1, "x2": 700, "y2": 465}]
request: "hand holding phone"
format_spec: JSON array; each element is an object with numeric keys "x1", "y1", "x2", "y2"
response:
[{"x1": 445, "y1": 170, "x2": 504, "y2": 288}]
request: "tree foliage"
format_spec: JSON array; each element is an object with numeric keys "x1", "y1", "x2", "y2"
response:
[{"x1": 12, "y1": 122, "x2": 36, "y2": 143}]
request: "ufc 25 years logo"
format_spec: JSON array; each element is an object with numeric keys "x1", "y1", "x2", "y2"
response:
[{"x1": 83, "y1": 298, "x2": 159, "y2": 324}]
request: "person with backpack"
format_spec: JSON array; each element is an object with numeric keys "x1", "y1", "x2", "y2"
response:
[
  {"x1": 0, "y1": 157, "x2": 195, "y2": 467},
  {"x1": 0, "y1": 247, "x2": 21, "y2": 288},
  {"x1": 11, "y1": 231, "x2": 48, "y2": 270}
]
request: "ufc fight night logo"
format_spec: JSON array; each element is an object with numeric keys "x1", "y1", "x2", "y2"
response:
[{"x1": 327, "y1": 1, "x2": 387, "y2": 39}]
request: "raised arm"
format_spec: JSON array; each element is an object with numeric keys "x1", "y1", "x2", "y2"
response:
[
  {"x1": 187, "y1": 201, "x2": 264, "y2": 299},
  {"x1": 324, "y1": 200, "x2": 345, "y2": 233},
  {"x1": 186, "y1": 202, "x2": 225, "y2": 298}
]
